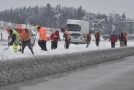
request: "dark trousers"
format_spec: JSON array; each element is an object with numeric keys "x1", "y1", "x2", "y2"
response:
[
  {"x1": 38, "y1": 40, "x2": 47, "y2": 51},
  {"x1": 65, "y1": 40, "x2": 70, "y2": 49},
  {"x1": 124, "y1": 40, "x2": 127, "y2": 46},
  {"x1": 111, "y1": 42, "x2": 115, "y2": 48},
  {"x1": 51, "y1": 41, "x2": 58, "y2": 50},
  {"x1": 22, "y1": 39, "x2": 34, "y2": 54},
  {"x1": 96, "y1": 39, "x2": 100, "y2": 46},
  {"x1": 86, "y1": 40, "x2": 90, "y2": 48}
]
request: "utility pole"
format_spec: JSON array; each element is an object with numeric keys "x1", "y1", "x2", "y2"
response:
[
  {"x1": 0, "y1": 21, "x2": 5, "y2": 41},
  {"x1": 0, "y1": 27, "x2": 2, "y2": 41},
  {"x1": 25, "y1": 14, "x2": 30, "y2": 28},
  {"x1": 111, "y1": 11, "x2": 115, "y2": 34}
]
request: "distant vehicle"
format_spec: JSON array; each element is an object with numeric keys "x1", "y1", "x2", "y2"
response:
[
  {"x1": 128, "y1": 34, "x2": 134, "y2": 40},
  {"x1": 65, "y1": 19, "x2": 89, "y2": 44},
  {"x1": 101, "y1": 34, "x2": 110, "y2": 40},
  {"x1": 69, "y1": 32, "x2": 85, "y2": 44}
]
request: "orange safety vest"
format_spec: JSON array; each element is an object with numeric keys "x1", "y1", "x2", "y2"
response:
[
  {"x1": 39, "y1": 27, "x2": 48, "y2": 41},
  {"x1": 19, "y1": 29, "x2": 30, "y2": 41}
]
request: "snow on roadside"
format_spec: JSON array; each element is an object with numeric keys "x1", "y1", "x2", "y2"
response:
[
  {"x1": 1, "y1": 31, "x2": 134, "y2": 60},
  {"x1": 1, "y1": 39, "x2": 134, "y2": 60}
]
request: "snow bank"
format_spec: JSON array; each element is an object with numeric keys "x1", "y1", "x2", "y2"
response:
[{"x1": 0, "y1": 47, "x2": 134, "y2": 86}]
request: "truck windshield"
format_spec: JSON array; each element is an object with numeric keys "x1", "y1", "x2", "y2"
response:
[{"x1": 65, "y1": 24, "x2": 81, "y2": 31}]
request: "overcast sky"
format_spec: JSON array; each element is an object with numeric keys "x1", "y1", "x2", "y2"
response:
[{"x1": 0, "y1": 0, "x2": 133, "y2": 18}]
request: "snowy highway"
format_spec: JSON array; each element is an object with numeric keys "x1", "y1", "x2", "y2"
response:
[{"x1": 0, "y1": 55, "x2": 134, "y2": 90}]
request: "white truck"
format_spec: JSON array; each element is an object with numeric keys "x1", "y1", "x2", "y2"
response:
[{"x1": 65, "y1": 19, "x2": 89, "y2": 44}]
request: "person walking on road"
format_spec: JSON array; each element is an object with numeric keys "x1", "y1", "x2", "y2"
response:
[
  {"x1": 16, "y1": 25, "x2": 34, "y2": 54},
  {"x1": 61, "y1": 28, "x2": 71, "y2": 49},
  {"x1": 6, "y1": 27, "x2": 20, "y2": 53}
]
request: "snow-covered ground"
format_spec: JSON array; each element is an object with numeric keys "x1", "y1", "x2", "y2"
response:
[{"x1": 0, "y1": 30, "x2": 134, "y2": 60}]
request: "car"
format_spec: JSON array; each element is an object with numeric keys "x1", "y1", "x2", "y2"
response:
[{"x1": 70, "y1": 32, "x2": 85, "y2": 44}]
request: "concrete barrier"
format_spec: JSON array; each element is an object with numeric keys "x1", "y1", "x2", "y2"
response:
[{"x1": 0, "y1": 46, "x2": 134, "y2": 86}]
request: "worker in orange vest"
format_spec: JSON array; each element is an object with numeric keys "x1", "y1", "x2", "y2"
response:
[
  {"x1": 61, "y1": 28, "x2": 71, "y2": 49},
  {"x1": 94, "y1": 31, "x2": 100, "y2": 46},
  {"x1": 16, "y1": 25, "x2": 34, "y2": 54},
  {"x1": 124, "y1": 32, "x2": 128, "y2": 46},
  {"x1": 85, "y1": 31, "x2": 91, "y2": 48},
  {"x1": 36, "y1": 25, "x2": 48, "y2": 51},
  {"x1": 118, "y1": 31, "x2": 125, "y2": 47}
]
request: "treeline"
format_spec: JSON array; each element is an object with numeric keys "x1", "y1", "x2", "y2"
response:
[
  {"x1": 0, "y1": 4, "x2": 86, "y2": 28},
  {"x1": 0, "y1": 4, "x2": 134, "y2": 34}
]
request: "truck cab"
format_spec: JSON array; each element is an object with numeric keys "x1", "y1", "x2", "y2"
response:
[{"x1": 65, "y1": 19, "x2": 89, "y2": 44}]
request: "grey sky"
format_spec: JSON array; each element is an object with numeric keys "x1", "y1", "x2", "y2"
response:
[{"x1": 0, "y1": 0, "x2": 133, "y2": 18}]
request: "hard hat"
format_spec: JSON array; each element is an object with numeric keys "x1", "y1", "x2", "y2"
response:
[
  {"x1": 35, "y1": 25, "x2": 39, "y2": 29},
  {"x1": 16, "y1": 25, "x2": 22, "y2": 30},
  {"x1": 6, "y1": 27, "x2": 11, "y2": 33}
]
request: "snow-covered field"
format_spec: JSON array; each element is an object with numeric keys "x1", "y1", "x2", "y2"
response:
[{"x1": 0, "y1": 30, "x2": 134, "y2": 60}]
